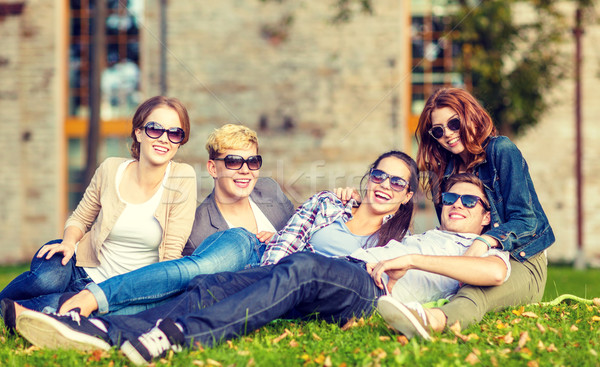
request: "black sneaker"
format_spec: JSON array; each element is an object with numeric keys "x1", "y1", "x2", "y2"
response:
[
  {"x1": 1, "y1": 298, "x2": 17, "y2": 333},
  {"x1": 15, "y1": 309, "x2": 112, "y2": 351},
  {"x1": 120, "y1": 318, "x2": 184, "y2": 366}
]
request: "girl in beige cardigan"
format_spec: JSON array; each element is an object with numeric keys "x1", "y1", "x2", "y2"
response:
[{"x1": 0, "y1": 96, "x2": 197, "y2": 320}]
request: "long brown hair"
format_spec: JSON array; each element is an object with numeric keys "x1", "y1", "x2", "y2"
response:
[
  {"x1": 130, "y1": 96, "x2": 191, "y2": 160},
  {"x1": 359, "y1": 151, "x2": 419, "y2": 247},
  {"x1": 415, "y1": 88, "x2": 497, "y2": 204}
]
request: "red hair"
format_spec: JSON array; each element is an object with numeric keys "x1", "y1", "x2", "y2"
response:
[{"x1": 415, "y1": 88, "x2": 497, "y2": 203}]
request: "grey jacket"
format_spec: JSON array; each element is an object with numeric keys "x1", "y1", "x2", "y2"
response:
[{"x1": 183, "y1": 177, "x2": 295, "y2": 256}]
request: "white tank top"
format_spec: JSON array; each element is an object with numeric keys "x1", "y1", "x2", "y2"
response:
[{"x1": 84, "y1": 160, "x2": 170, "y2": 283}]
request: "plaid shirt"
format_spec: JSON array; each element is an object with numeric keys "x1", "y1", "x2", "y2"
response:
[{"x1": 260, "y1": 191, "x2": 355, "y2": 266}]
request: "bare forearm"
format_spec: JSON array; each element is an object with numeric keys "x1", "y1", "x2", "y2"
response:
[
  {"x1": 62, "y1": 226, "x2": 84, "y2": 248},
  {"x1": 408, "y1": 254, "x2": 507, "y2": 286}
]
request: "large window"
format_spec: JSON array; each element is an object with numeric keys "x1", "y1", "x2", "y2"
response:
[
  {"x1": 67, "y1": 0, "x2": 142, "y2": 210},
  {"x1": 409, "y1": 0, "x2": 464, "y2": 132}
]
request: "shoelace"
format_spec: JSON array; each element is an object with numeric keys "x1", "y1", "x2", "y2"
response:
[
  {"x1": 51, "y1": 310, "x2": 82, "y2": 326},
  {"x1": 138, "y1": 324, "x2": 173, "y2": 357},
  {"x1": 405, "y1": 302, "x2": 429, "y2": 327}
]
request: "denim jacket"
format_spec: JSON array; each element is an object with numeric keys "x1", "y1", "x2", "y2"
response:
[{"x1": 440, "y1": 136, "x2": 554, "y2": 262}]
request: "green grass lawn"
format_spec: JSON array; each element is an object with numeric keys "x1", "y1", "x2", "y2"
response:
[{"x1": 1, "y1": 264, "x2": 599, "y2": 366}]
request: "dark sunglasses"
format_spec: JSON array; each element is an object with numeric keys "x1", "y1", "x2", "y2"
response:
[
  {"x1": 442, "y1": 192, "x2": 489, "y2": 210},
  {"x1": 369, "y1": 169, "x2": 409, "y2": 192},
  {"x1": 144, "y1": 121, "x2": 186, "y2": 144},
  {"x1": 428, "y1": 118, "x2": 461, "y2": 140},
  {"x1": 213, "y1": 154, "x2": 263, "y2": 171}
]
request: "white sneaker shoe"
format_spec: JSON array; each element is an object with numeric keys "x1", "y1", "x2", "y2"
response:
[{"x1": 377, "y1": 296, "x2": 432, "y2": 340}]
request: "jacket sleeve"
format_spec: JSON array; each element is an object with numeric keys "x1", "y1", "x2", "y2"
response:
[
  {"x1": 161, "y1": 163, "x2": 198, "y2": 260},
  {"x1": 483, "y1": 137, "x2": 539, "y2": 253}
]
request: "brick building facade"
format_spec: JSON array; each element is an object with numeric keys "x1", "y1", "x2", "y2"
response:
[{"x1": 0, "y1": 0, "x2": 598, "y2": 264}]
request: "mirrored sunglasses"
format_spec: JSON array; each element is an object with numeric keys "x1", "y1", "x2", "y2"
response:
[
  {"x1": 428, "y1": 117, "x2": 461, "y2": 140},
  {"x1": 369, "y1": 169, "x2": 409, "y2": 192},
  {"x1": 442, "y1": 192, "x2": 489, "y2": 210},
  {"x1": 213, "y1": 154, "x2": 263, "y2": 171},
  {"x1": 144, "y1": 121, "x2": 185, "y2": 144}
]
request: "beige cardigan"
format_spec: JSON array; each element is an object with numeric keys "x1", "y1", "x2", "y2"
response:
[{"x1": 65, "y1": 157, "x2": 197, "y2": 267}]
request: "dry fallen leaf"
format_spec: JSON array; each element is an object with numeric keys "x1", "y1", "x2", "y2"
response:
[
  {"x1": 246, "y1": 357, "x2": 255, "y2": 367},
  {"x1": 511, "y1": 318, "x2": 522, "y2": 324},
  {"x1": 503, "y1": 331, "x2": 514, "y2": 344},
  {"x1": 238, "y1": 351, "x2": 251, "y2": 356},
  {"x1": 512, "y1": 306, "x2": 525, "y2": 316},
  {"x1": 192, "y1": 360, "x2": 205, "y2": 366},
  {"x1": 379, "y1": 336, "x2": 391, "y2": 342},
  {"x1": 516, "y1": 331, "x2": 529, "y2": 351},
  {"x1": 370, "y1": 347, "x2": 387, "y2": 359},
  {"x1": 537, "y1": 340, "x2": 545, "y2": 350},
  {"x1": 396, "y1": 335, "x2": 409, "y2": 345},
  {"x1": 207, "y1": 358, "x2": 222, "y2": 366},
  {"x1": 546, "y1": 343, "x2": 558, "y2": 352},
  {"x1": 314, "y1": 354, "x2": 326, "y2": 364},
  {"x1": 341, "y1": 318, "x2": 358, "y2": 331},
  {"x1": 465, "y1": 352, "x2": 480, "y2": 365},
  {"x1": 527, "y1": 360, "x2": 539, "y2": 367},
  {"x1": 593, "y1": 298, "x2": 600, "y2": 307},
  {"x1": 536, "y1": 322, "x2": 546, "y2": 333},
  {"x1": 289, "y1": 339, "x2": 299, "y2": 348},
  {"x1": 591, "y1": 316, "x2": 600, "y2": 322},
  {"x1": 522, "y1": 311, "x2": 538, "y2": 318},
  {"x1": 570, "y1": 325, "x2": 579, "y2": 331},
  {"x1": 449, "y1": 321, "x2": 468, "y2": 341},
  {"x1": 323, "y1": 356, "x2": 333, "y2": 367},
  {"x1": 312, "y1": 332, "x2": 322, "y2": 341},
  {"x1": 490, "y1": 355, "x2": 498, "y2": 367},
  {"x1": 272, "y1": 329, "x2": 292, "y2": 344}
]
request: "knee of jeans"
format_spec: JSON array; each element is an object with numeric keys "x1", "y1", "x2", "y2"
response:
[{"x1": 278, "y1": 252, "x2": 328, "y2": 280}]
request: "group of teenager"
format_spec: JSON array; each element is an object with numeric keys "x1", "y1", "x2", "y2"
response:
[{"x1": 0, "y1": 88, "x2": 554, "y2": 365}]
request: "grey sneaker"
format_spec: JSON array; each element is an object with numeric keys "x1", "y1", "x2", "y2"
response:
[
  {"x1": 15, "y1": 309, "x2": 112, "y2": 351},
  {"x1": 120, "y1": 318, "x2": 184, "y2": 366},
  {"x1": 377, "y1": 296, "x2": 432, "y2": 340}
]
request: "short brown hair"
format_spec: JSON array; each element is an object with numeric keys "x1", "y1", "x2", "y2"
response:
[
  {"x1": 443, "y1": 172, "x2": 490, "y2": 211},
  {"x1": 130, "y1": 96, "x2": 191, "y2": 160}
]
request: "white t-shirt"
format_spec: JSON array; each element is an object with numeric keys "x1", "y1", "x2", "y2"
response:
[
  {"x1": 350, "y1": 229, "x2": 511, "y2": 304},
  {"x1": 224, "y1": 197, "x2": 277, "y2": 234},
  {"x1": 84, "y1": 160, "x2": 169, "y2": 283}
]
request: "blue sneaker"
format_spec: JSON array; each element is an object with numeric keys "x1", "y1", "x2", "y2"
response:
[
  {"x1": 120, "y1": 318, "x2": 184, "y2": 365},
  {"x1": 16, "y1": 310, "x2": 112, "y2": 351}
]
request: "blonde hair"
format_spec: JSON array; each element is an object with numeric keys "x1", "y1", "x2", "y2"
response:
[{"x1": 205, "y1": 124, "x2": 259, "y2": 159}]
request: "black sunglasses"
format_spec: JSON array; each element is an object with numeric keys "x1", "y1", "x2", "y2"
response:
[
  {"x1": 213, "y1": 155, "x2": 263, "y2": 171},
  {"x1": 428, "y1": 118, "x2": 461, "y2": 140},
  {"x1": 442, "y1": 192, "x2": 489, "y2": 210},
  {"x1": 369, "y1": 169, "x2": 409, "y2": 192},
  {"x1": 144, "y1": 121, "x2": 185, "y2": 144}
]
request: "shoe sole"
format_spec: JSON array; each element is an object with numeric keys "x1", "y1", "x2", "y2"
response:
[
  {"x1": 15, "y1": 310, "x2": 111, "y2": 351},
  {"x1": 120, "y1": 340, "x2": 150, "y2": 366},
  {"x1": 377, "y1": 296, "x2": 432, "y2": 340}
]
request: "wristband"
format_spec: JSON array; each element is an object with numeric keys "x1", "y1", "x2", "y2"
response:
[{"x1": 475, "y1": 236, "x2": 493, "y2": 249}]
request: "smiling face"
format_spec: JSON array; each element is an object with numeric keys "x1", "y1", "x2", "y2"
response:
[
  {"x1": 134, "y1": 106, "x2": 182, "y2": 166},
  {"x1": 440, "y1": 181, "x2": 491, "y2": 235},
  {"x1": 431, "y1": 107, "x2": 467, "y2": 161},
  {"x1": 363, "y1": 156, "x2": 414, "y2": 216},
  {"x1": 208, "y1": 145, "x2": 260, "y2": 204}
]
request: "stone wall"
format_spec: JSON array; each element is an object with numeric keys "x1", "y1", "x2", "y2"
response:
[
  {"x1": 149, "y1": 0, "x2": 410, "y2": 204},
  {"x1": 0, "y1": 0, "x2": 63, "y2": 262},
  {"x1": 515, "y1": 2, "x2": 600, "y2": 265}
]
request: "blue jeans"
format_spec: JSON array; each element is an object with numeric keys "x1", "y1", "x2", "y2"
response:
[
  {"x1": 98, "y1": 252, "x2": 384, "y2": 347},
  {"x1": 0, "y1": 240, "x2": 92, "y2": 312},
  {"x1": 88, "y1": 228, "x2": 265, "y2": 315}
]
